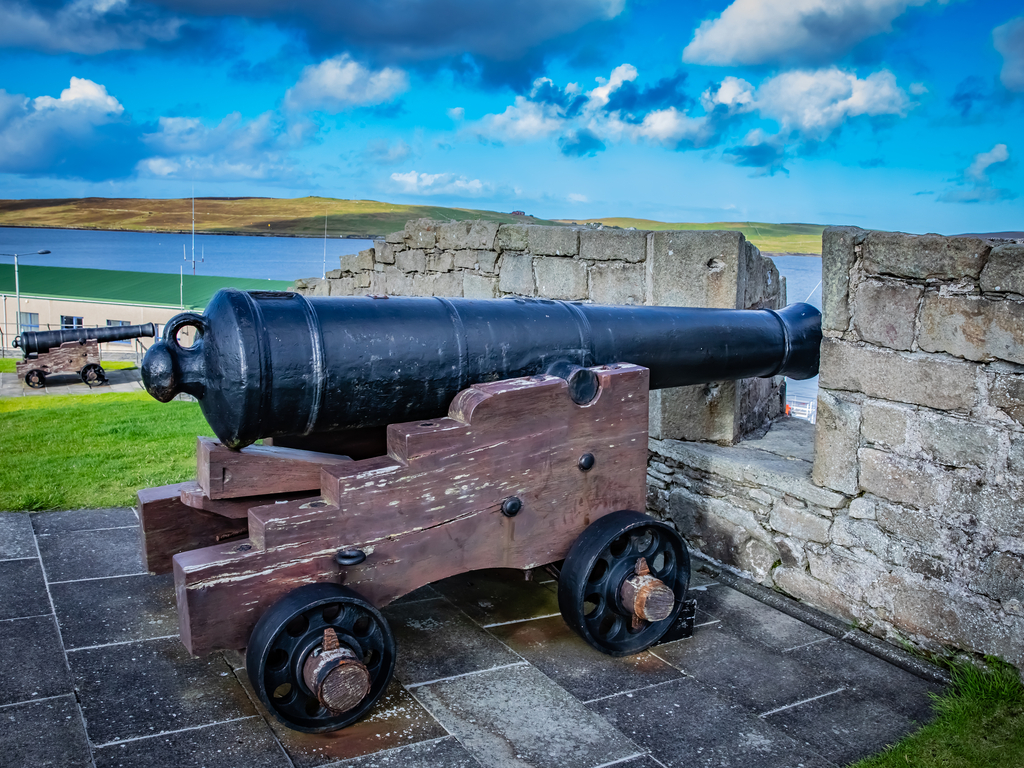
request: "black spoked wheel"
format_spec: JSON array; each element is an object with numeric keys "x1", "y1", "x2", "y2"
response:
[
  {"x1": 81, "y1": 364, "x2": 106, "y2": 386},
  {"x1": 558, "y1": 510, "x2": 690, "y2": 656},
  {"x1": 25, "y1": 369, "x2": 45, "y2": 388},
  {"x1": 246, "y1": 583, "x2": 396, "y2": 733}
]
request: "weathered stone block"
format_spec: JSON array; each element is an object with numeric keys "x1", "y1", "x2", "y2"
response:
[
  {"x1": 302, "y1": 278, "x2": 328, "y2": 296},
  {"x1": 980, "y1": 244, "x2": 1024, "y2": 295},
  {"x1": 327, "y1": 274, "x2": 370, "y2": 295},
  {"x1": 453, "y1": 250, "x2": 478, "y2": 269},
  {"x1": 769, "y1": 504, "x2": 831, "y2": 543},
  {"x1": 862, "y1": 231, "x2": 991, "y2": 280},
  {"x1": 404, "y1": 219, "x2": 439, "y2": 248},
  {"x1": 807, "y1": 548, "x2": 886, "y2": 602},
  {"x1": 338, "y1": 249, "x2": 375, "y2": 273},
  {"x1": 648, "y1": 384, "x2": 738, "y2": 443},
  {"x1": 831, "y1": 517, "x2": 890, "y2": 559},
  {"x1": 477, "y1": 250, "x2": 499, "y2": 274},
  {"x1": 774, "y1": 566, "x2": 858, "y2": 622},
  {"x1": 947, "y1": 477, "x2": 1024, "y2": 538},
  {"x1": 1008, "y1": 433, "x2": 1024, "y2": 473},
  {"x1": 919, "y1": 293, "x2": 1024, "y2": 365},
  {"x1": 649, "y1": 230, "x2": 744, "y2": 308},
  {"x1": 498, "y1": 253, "x2": 535, "y2": 295},
  {"x1": 374, "y1": 240, "x2": 397, "y2": 264},
  {"x1": 969, "y1": 552, "x2": 1024, "y2": 602},
  {"x1": 496, "y1": 224, "x2": 528, "y2": 252},
  {"x1": 821, "y1": 226, "x2": 863, "y2": 332},
  {"x1": 589, "y1": 262, "x2": 644, "y2": 305},
  {"x1": 427, "y1": 271, "x2": 463, "y2": 297},
  {"x1": 463, "y1": 273, "x2": 498, "y2": 299},
  {"x1": 819, "y1": 338, "x2": 978, "y2": 412},
  {"x1": 535, "y1": 258, "x2": 587, "y2": 300},
  {"x1": 528, "y1": 226, "x2": 579, "y2": 257},
  {"x1": 812, "y1": 391, "x2": 861, "y2": 495},
  {"x1": 849, "y1": 496, "x2": 876, "y2": 519},
  {"x1": 990, "y1": 372, "x2": 1024, "y2": 424},
  {"x1": 743, "y1": 243, "x2": 784, "y2": 310},
  {"x1": 875, "y1": 499, "x2": 945, "y2": 551},
  {"x1": 396, "y1": 248, "x2": 426, "y2": 273},
  {"x1": 579, "y1": 229, "x2": 646, "y2": 263},
  {"x1": 859, "y1": 448, "x2": 948, "y2": 509},
  {"x1": 437, "y1": 220, "x2": 500, "y2": 251},
  {"x1": 385, "y1": 230, "x2": 405, "y2": 244},
  {"x1": 915, "y1": 412, "x2": 1000, "y2": 468},
  {"x1": 427, "y1": 251, "x2": 454, "y2": 272},
  {"x1": 851, "y1": 279, "x2": 922, "y2": 350},
  {"x1": 325, "y1": 269, "x2": 343, "y2": 279},
  {"x1": 860, "y1": 400, "x2": 910, "y2": 448}
]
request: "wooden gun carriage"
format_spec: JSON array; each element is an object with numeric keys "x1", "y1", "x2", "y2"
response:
[
  {"x1": 137, "y1": 289, "x2": 821, "y2": 733},
  {"x1": 14, "y1": 323, "x2": 155, "y2": 388}
]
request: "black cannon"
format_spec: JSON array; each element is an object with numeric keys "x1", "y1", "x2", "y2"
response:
[
  {"x1": 15, "y1": 322, "x2": 156, "y2": 388},
  {"x1": 137, "y1": 288, "x2": 822, "y2": 734},
  {"x1": 142, "y1": 289, "x2": 819, "y2": 449}
]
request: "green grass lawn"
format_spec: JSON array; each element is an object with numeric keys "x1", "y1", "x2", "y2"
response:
[
  {"x1": 0, "y1": 390, "x2": 207, "y2": 510},
  {"x1": 852, "y1": 660, "x2": 1024, "y2": 768},
  {"x1": 0, "y1": 358, "x2": 136, "y2": 374}
]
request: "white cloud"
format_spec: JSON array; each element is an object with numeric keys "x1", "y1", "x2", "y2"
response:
[
  {"x1": 633, "y1": 108, "x2": 713, "y2": 147},
  {"x1": 0, "y1": 0, "x2": 182, "y2": 54},
  {"x1": 700, "y1": 77, "x2": 756, "y2": 115},
  {"x1": 447, "y1": 107, "x2": 465, "y2": 121},
  {"x1": 481, "y1": 96, "x2": 566, "y2": 140},
  {"x1": 567, "y1": 193, "x2": 588, "y2": 203},
  {"x1": 965, "y1": 143, "x2": 1010, "y2": 183},
  {"x1": 683, "y1": 0, "x2": 946, "y2": 67},
  {"x1": 755, "y1": 67, "x2": 910, "y2": 141},
  {"x1": 994, "y1": 17, "x2": 1024, "y2": 92},
  {"x1": 364, "y1": 138, "x2": 413, "y2": 165},
  {"x1": 285, "y1": 55, "x2": 408, "y2": 112},
  {"x1": 586, "y1": 64, "x2": 638, "y2": 109},
  {"x1": 137, "y1": 111, "x2": 300, "y2": 181},
  {"x1": 0, "y1": 77, "x2": 133, "y2": 178},
  {"x1": 390, "y1": 170, "x2": 489, "y2": 196},
  {"x1": 939, "y1": 143, "x2": 1015, "y2": 203},
  {"x1": 33, "y1": 76, "x2": 123, "y2": 115}
]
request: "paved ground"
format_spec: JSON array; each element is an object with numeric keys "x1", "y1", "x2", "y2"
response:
[
  {"x1": 0, "y1": 508, "x2": 945, "y2": 768},
  {"x1": 0, "y1": 366, "x2": 145, "y2": 397}
]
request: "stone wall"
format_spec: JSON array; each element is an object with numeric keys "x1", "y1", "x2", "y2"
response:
[
  {"x1": 293, "y1": 219, "x2": 786, "y2": 444},
  {"x1": 652, "y1": 227, "x2": 1024, "y2": 669}
]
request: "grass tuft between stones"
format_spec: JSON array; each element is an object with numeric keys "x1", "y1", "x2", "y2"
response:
[{"x1": 853, "y1": 658, "x2": 1024, "y2": 768}]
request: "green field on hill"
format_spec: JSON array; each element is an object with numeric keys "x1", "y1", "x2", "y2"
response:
[
  {"x1": 0, "y1": 197, "x2": 827, "y2": 254},
  {"x1": 0, "y1": 197, "x2": 555, "y2": 239},
  {"x1": 558, "y1": 218, "x2": 825, "y2": 254}
]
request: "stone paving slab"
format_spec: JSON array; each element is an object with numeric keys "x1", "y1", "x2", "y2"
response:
[{"x1": 0, "y1": 508, "x2": 947, "y2": 768}]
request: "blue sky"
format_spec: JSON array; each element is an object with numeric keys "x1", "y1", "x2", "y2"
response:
[{"x1": 0, "y1": 0, "x2": 1021, "y2": 233}]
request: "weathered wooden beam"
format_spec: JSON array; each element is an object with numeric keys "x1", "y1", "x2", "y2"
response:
[
  {"x1": 174, "y1": 365, "x2": 650, "y2": 655},
  {"x1": 178, "y1": 480, "x2": 315, "y2": 520},
  {"x1": 137, "y1": 483, "x2": 248, "y2": 575},
  {"x1": 196, "y1": 437, "x2": 350, "y2": 499}
]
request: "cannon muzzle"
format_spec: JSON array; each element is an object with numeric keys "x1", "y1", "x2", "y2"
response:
[
  {"x1": 143, "y1": 289, "x2": 821, "y2": 449},
  {"x1": 15, "y1": 323, "x2": 156, "y2": 355}
]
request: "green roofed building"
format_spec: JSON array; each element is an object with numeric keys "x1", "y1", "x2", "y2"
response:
[{"x1": 1, "y1": 264, "x2": 292, "y2": 354}]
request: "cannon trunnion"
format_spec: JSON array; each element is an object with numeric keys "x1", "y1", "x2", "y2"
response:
[{"x1": 137, "y1": 289, "x2": 822, "y2": 735}]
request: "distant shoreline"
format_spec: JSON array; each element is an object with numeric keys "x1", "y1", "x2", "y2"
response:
[{"x1": 0, "y1": 223, "x2": 379, "y2": 240}]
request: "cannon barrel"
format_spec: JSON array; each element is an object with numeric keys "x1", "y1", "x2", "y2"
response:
[
  {"x1": 142, "y1": 289, "x2": 821, "y2": 449},
  {"x1": 15, "y1": 323, "x2": 156, "y2": 355}
]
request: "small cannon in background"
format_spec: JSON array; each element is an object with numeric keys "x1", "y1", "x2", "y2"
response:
[
  {"x1": 14, "y1": 323, "x2": 156, "y2": 388},
  {"x1": 137, "y1": 289, "x2": 820, "y2": 733}
]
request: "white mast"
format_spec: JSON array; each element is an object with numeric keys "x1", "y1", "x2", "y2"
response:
[
  {"x1": 191, "y1": 186, "x2": 196, "y2": 275},
  {"x1": 322, "y1": 205, "x2": 328, "y2": 279}
]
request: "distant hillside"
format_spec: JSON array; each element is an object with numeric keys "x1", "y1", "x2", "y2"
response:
[
  {"x1": 0, "y1": 197, "x2": 556, "y2": 239},
  {"x1": 557, "y1": 218, "x2": 825, "y2": 255}
]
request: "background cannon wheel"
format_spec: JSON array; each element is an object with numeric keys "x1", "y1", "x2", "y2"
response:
[
  {"x1": 80, "y1": 363, "x2": 106, "y2": 386},
  {"x1": 246, "y1": 582, "x2": 396, "y2": 733},
  {"x1": 558, "y1": 510, "x2": 690, "y2": 656},
  {"x1": 24, "y1": 369, "x2": 45, "y2": 388}
]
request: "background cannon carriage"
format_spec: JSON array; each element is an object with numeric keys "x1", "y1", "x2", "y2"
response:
[
  {"x1": 137, "y1": 288, "x2": 820, "y2": 733},
  {"x1": 13, "y1": 322, "x2": 156, "y2": 387}
]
